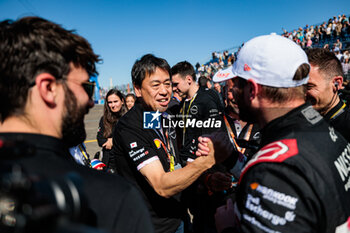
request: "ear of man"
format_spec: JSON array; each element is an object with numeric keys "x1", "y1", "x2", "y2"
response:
[
  {"x1": 134, "y1": 85, "x2": 142, "y2": 97},
  {"x1": 247, "y1": 79, "x2": 260, "y2": 101},
  {"x1": 186, "y1": 75, "x2": 193, "y2": 85},
  {"x1": 35, "y1": 73, "x2": 59, "y2": 108},
  {"x1": 332, "y1": 76, "x2": 343, "y2": 92}
]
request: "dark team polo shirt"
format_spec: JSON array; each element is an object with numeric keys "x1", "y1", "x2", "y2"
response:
[
  {"x1": 112, "y1": 103, "x2": 185, "y2": 233},
  {"x1": 180, "y1": 87, "x2": 225, "y2": 161},
  {"x1": 324, "y1": 100, "x2": 350, "y2": 142}
]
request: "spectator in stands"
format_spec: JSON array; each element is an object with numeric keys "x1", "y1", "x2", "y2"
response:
[
  {"x1": 335, "y1": 38, "x2": 343, "y2": 49},
  {"x1": 326, "y1": 23, "x2": 332, "y2": 40},
  {"x1": 334, "y1": 47, "x2": 343, "y2": 60},
  {"x1": 125, "y1": 93, "x2": 137, "y2": 110},
  {"x1": 0, "y1": 16, "x2": 153, "y2": 233},
  {"x1": 97, "y1": 89, "x2": 127, "y2": 172},
  {"x1": 306, "y1": 48, "x2": 350, "y2": 142},
  {"x1": 342, "y1": 55, "x2": 350, "y2": 78},
  {"x1": 306, "y1": 35, "x2": 313, "y2": 48}
]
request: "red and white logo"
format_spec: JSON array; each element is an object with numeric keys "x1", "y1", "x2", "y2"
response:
[
  {"x1": 244, "y1": 64, "x2": 251, "y2": 71},
  {"x1": 239, "y1": 139, "x2": 299, "y2": 183},
  {"x1": 130, "y1": 142, "x2": 137, "y2": 148}
]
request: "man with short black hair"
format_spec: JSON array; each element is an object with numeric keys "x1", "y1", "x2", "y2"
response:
[
  {"x1": 0, "y1": 16, "x2": 153, "y2": 233},
  {"x1": 306, "y1": 48, "x2": 350, "y2": 142},
  {"x1": 112, "y1": 54, "x2": 217, "y2": 233},
  {"x1": 199, "y1": 34, "x2": 350, "y2": 232}
]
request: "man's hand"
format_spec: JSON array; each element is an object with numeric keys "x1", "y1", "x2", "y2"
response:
[
  {"x1": 215, "y1": 198, "x2": 236, "y2": 233},
  {"x1": 207, "y1": 172, "x2": 233, "y2": 192},
  {"x1": 102, "y1": 138, "x2": 113, "y2": 150},
  {"x1": 196, "y1": 132, "x2": 234, "y2": 163}
]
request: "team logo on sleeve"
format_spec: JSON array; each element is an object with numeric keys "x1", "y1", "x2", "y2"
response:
[
  {"x1": 239, "y1": 139, "x2": 299, "y2": 184},
  {"x1": 143, "y1": 110, "x2": 161, "y2": 129},
  {"x1": 130, "y1": 142, "x2": 137, "y2": 148},
  {"x1": 153, "y1": 139, "x2": 162, "y2": 149}
]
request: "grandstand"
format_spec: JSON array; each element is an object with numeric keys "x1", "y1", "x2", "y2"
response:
[{"x1": 198, "y1": 14, "x2": 350, "y2": 81}]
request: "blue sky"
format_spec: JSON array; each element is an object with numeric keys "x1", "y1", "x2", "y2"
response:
[{"x1": 1, "y1": 0, "x2": 349, "y2": 88}]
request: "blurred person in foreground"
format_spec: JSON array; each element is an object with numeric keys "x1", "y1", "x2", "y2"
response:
[
  {"x1": 198, "y1": 34, "x2": 350, "y2": 233},
  {"x1": 97, "y1": 89, "x2": 127, "y2": 171},
  {"x1": 0, "y1": 16, "x2": 153, "y2": 233},
  {"x1": 111, "y1": 54, "x2": 218, "y2": 233},
  {"x1": 306, "y1": 48, "x2": 350, "y2": 142}
]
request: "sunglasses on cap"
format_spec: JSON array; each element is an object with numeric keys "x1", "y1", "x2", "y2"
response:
[{"x1": 82, "y1": 81, "x2": 95, "y2": 99}]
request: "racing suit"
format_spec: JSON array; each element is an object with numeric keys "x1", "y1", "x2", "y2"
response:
[{"x1": 235, "y1": 103, "x2": 350, "y2": 233}]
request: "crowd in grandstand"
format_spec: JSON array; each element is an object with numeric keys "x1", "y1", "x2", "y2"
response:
[{"x1": 196, "y1": 14, "x2": 350, "y2": 82}]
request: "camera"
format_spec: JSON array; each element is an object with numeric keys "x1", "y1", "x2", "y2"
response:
[{"x1": 0, "y1": 139, "x2": 106, "y2": 233}]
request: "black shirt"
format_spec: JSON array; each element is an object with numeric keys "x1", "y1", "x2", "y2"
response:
[
  {"x1": 0, "y1": 133, "x2": 154, "y2": 233},
  {"x1": 112, "y1": 103, "x2": 185, "y2": 233},
  {"x1": 180, "y1": 87, "x2": 225, "y2": 161},
  {"x1": 236, "y1": 104, "x2": 350, "y2": 232},
  {"x1": 324, "y1": 100, "x2": 350, "y2": 142}
]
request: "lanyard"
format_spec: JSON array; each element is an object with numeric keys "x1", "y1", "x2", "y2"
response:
[
  {"x1": 330, "y1": 102, "x2": 346, "y2": 120},
  {"x1": 153, "y1": 128, "x2": 176, "y2": 172},
  {"x1": 223, "y1": 116, "x2": 253, "y2": 154},
  {"x1": 78, "y1": 144, "x2": 91, "y2": 167},
  {"x1": 180, "y1": 93, "x2": 198, "y2": 145}
]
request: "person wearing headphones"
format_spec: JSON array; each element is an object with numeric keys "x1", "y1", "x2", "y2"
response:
[{"x1": 306, "y1": 48, "x2": 350, "y2": 142}]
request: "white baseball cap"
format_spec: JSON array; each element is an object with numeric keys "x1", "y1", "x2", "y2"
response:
[
  {"x1": 212, "y1": 66, "x2": 234, "y2": 83},
  {"x1": 229, "y1": 34, "x2": 309, "y2": 87}
]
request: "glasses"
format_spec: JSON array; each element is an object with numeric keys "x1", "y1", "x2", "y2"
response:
[
  {"x1": 29, "y1": 77, "x2": 95, "y2": 99},
  {"x1": 82, "y1": 81, "x2": 96, "y2": 99}
]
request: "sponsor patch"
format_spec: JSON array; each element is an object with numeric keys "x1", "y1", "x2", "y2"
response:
[
  {"x1": 329, "y1": 127, "x2": 338, "y2": 142},
  {"x1": 153, "y1": 139, "x2": 162, "y2": 149},
  {"x1": 239, "y1": 139, "x2": 298, "y2": 184},
  {"x1": 245, "y1": 194, "x2": 295, "y2": 226},
  {"x1": 335, "y1": 217, "x2": 350, "y2": 233},
  {"x1": 128, "y1": 147, "x2": 149, "y2": 162},
  {"x1": 243, "y1": 214, "x2": 281, "y2": 233},
  {"x1": 130, "y1": 142, "x2": 137, "y2": 148},
  {"x1": 301, "y1": 106, "x2": 322, "y2": 125},
  {"x1": 250, "y1": 183, "x2": 298, "y2": 210},
  {"x1": 334, "y1": 144, "x2": 350, "y2": 191},
  {"x1": 190, "y1": 105, "x2": 198, "y2": 115}
]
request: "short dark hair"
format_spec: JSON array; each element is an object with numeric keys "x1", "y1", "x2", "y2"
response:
[
  {"x1": 126, "y1": 93, "x2": 137, "y2": 101},
  {"x1": 306, "y1": 48, "x2": 344, "y2": 80},
  {"x1": 131, "y1": 54, "x2": 170, "y2": 87},
  {"x1": 171, "y1": 61, "x2": 196, "y2": 82},
  {"x1": 0, "y1": 17, "x2": 100, "y2": 121},
  {"x1": 198, "y1": 76, "x2": 208, "y2": 87}
]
